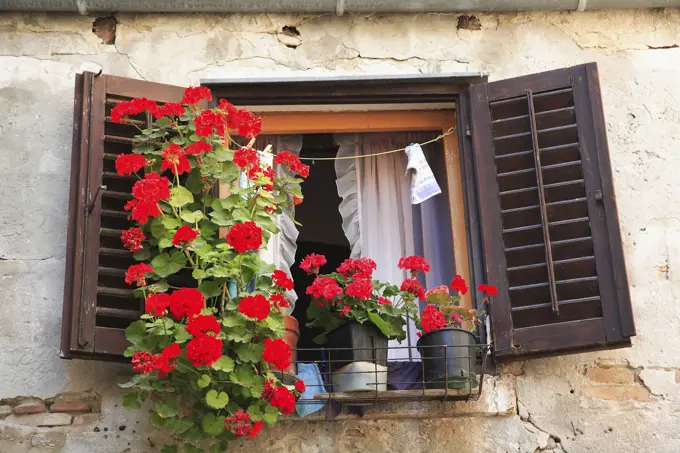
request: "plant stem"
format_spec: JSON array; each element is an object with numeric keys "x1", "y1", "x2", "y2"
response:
[{"x1": 184, "y1": 249, "x2": 196, "y2": 267}]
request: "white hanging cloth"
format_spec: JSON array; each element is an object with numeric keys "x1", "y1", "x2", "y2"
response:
[
  {"x1": 405, "y1": 143, "x2": 442, "y2": 205},
  {"x1": 334, "y1": 133, "x2": 420, "y2": 361},
  {"x1": 252, "y1": 135, "x2": 303, "y2": 314}
]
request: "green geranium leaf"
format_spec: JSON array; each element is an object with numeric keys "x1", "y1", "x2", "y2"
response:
[
  {"x1": 213, "y1": 146, "x2": 232, "y2": 162},
  {"x1": 192, "y1": 269, "x2": 207, "y2": 280},
  {"x1": 150, "y1": 218, "x2": 167, "y2": 239},
  {"x1": 172, "y1": 418, "x2": 193, "y2": 435},
  {"x1": 198, "y1": 281, "x2": 223, "y2": 298},
  {"x1": 185, "y1": 169, "x2": 203, "y2": 194},
  {"x1": 160, "y1": 445, "x2": 178, "y2": 453},
  {"x1": 161, "y1": 216, "x2": 182, "y2": 230},
  {"x1": 197, "y1": 374, "x2": 211, "y2": 389},
  {"x1": 133, "y1": 248, "x2": 151, "y2": 261},
  {"x1": 174, "y1": 328, "x2": 191, "y2": 344},
  {"x1": 209, "y1": 209, "x2": 231, "y2": 226},
  {"x1": 158, "y1": 238, "x2": 173, "y2": 250},
  {"x1": 155, "y1": 396, "x2": 179, "y2": 418},
  {"x1": 202, "y1": 414, "x2": 225, "y2": 436},
  {"x1": 168, "y1": 186, "x2": 194, "y2": 208},
  {"x1": 181, "y1": 210, "x2": 205, "y2": 224},
  {"x1": 262, "y1": 405, "x2": 279, "y2": 426},
  {"x1": 148, "y1": 279, "x2": 169, "y2": 293},
  {"x1": 185, "y1": 445, "x2": 204, "y2": 453},
  {"x1": 236, "y1": 342, "x2": 263, "y2": 362},
  {"x1": 219, "y1": 194, "x2": 241, "y2": 210},
  {"x1": 209, "y1": 442, "x2": 227, "y2": 453},
  {"x1": 221, "y1": 315, "x2": 244, "y2": 328},
  {"x1": 122, "y1": 391, "x2": 142, "y2": 410},
  {"x1": 150, "y1": 411, "x2": 168, "y2": 428},
  {"x1": 181, "y1": 427, "x2": 202, "y2": 443},
  {"x1": 125, "y1": 320, "x2": 147, "y2": 344},
  {"x1": 368, "y1": 311, "x2": 392, "y2": 337},
  {"x1": 205, "y1": 389, "x2": 229, "y2": 409},
  {"x1": 151, "y1": 252, "x2": 187, "y2": 278},
  {"x1": 211, "y1": 356, "x2": 234, "y2": 373}
]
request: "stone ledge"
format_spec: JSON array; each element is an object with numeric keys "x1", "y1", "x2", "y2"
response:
[
  {"x1": 288, "y1": 375, "x2": 516, "y2": 421},
  {"x1": 5, "y1": 413, "x2": 73, "y2": 427}
]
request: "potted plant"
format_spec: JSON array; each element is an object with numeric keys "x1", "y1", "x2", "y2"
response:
[
  {"x1": 302, "y1": 255, "x2": 421, "y2": 392},
  {"x1": 416, "y1": 276, "x2": 496, "y2": 390},
  {"x1": 114, "y1": 86, "x2": 309, "y2": 452}
]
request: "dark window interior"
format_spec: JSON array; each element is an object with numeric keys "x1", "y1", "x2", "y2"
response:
[{"x1": 290, "y1": 134, "x2": 350, "y2": 363}]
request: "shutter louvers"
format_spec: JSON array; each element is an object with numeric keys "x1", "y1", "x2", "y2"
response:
[
  {"x1": 470, "y1": 63, "x2": 635, "y2": 360},
  {"x1": 61, "y1": 73, "x2": 187, "y2": 360}
]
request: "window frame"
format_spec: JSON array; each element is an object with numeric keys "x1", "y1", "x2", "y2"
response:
[{"x1": 204, "y1": 75, "x2": 490, "y2": 342}]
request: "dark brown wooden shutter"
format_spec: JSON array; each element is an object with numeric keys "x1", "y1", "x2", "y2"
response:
[
  {"x1": 61, "y1": 72, "x2": 187, "y2": 360},
  {"x1": 469, "y1": 63, "x2": 635, "y2": 360}
]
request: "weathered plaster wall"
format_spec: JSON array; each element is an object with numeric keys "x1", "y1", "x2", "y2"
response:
[{"x1": 1, "y1": 8, "x2": 680, "y2": 453}]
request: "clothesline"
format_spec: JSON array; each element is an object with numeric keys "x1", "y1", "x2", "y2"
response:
[{"x1": 228, "y1": 126, "x2": 456, "y2": 162}]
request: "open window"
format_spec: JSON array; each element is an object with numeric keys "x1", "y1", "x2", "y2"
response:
[{"x1": 62, "y1": 64, "x2": 635, "y2": 366}]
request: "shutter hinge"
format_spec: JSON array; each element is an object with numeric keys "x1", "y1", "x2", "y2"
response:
[
  {"x1": 86, "y1": 185, "x2": 107, "y2": 215},
  {"x1": 465, "y1": 125, "x2": 471, "y2": 137}
]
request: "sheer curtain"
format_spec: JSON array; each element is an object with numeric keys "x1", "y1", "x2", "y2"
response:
[
  {"x1": 335, "y1": 132, "x2": 454, "y2": 360},
  {"x1": 250, "y1": 135, "x2": 303, "y2": 314}
]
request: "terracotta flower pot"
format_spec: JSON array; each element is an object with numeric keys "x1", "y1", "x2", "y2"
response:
[{"x1": 282, "y1": 314, "x2": 300, "y2": 379}]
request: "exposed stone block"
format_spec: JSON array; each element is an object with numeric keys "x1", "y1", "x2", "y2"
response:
[
  {"x1": 6, "y1": 413, "x2": 73, "y2": 427},
  {"x1": 0, "y1": 405, "x2": 12, "y2": 419},
  {"x1": 586, "y1": 367, "x2": 634, "y2": 384},
  {"x1": 583, "y1": 385, "x2": 650, "y2": 402},
  {"x1": 72, "y1": 413, "x2": 101, "y2": 427},
  {"x1": 13, "y1": 400, "x2": 47, "y2": 415},
  {"x1": 50, "y1": 402, "x2": 91, "y2": 413}
]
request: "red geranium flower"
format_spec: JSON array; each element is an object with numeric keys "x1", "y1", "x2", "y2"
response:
[
  {"x1": 145, "y1": 293, "x2": 171, "y2": 317},
  {"x1": 295, "y1": 380, "x2": 306, "y2": 393},
  {"x1": 337, "y1": 257, "x2": 377, "y2": 280},
  {"x1": 478, "y1": 283, "x2": 498, "y2": 296},
  {"x1": 300, "y1": 253, "x2": 326, "y2": 274},
  {"x1": 339, "y1": 305, "x2": 352, "y2": 317},
  {"x1": 121, "y1": 227, "x2": 145, "y2": 252},
  {"x1": 111, "y1": 97, "x2": 158, "y2": 123},
  {"x1": 155, "y1": 342, "x2": 182, "y2": 377},
  {"x1": 153, "y1": 102, "x2": 185, "y2": 119},
  {"x1": 378, "y1": 297, "x2": 392, "y2": 305},
  {"x1": 270, "y1": 294, "x2": 290, "y2": 310},
  {"x1": 161, "y1": 143, "x2": 192, "y2": 175},
  {"x1": 181, "y1": 86, "x2": 212, "y2": 105},
  {"x1": 306, "y1": 277, "x2": 343, "y2": 301},
  {"x1": 424, "y1": 285, "x2": 449, "y2": 300},
  {"x1": 261, "y1": 337, "x2": 291, "y2": 371},
  {"x1": 169, "y1": 288, "x2": 205, "y2": 319},
  {"x1": 450, "y1": 275, "x2": 468, "y2": 295},
  {"x1": 129, "y1": 172, "x2": 171, "y2": 224},
  {"x1": 185, "y1": 334, "x2": 222, "y2": 367},
  {"x1": 267, "y1": 386, "x2": 296, "y2": 415},
  {"x1": 400, "y1": 278, "x2": 425, "y2": 301},
  {"x1": 273, "y1": 151, "x2": 309, "y2": 178},
  {"x1": 115, "y1": 153, "x2": 147, "y2": 176},
  {"x1": 186, "y1": 314, "x2": 220, "y2": 337},
  {"x1": 125, "y1": 263, "x2": 153, "y2": 287},
  {"x1": 238, "y1": 294, "x2": 270, "y2": 321},
  {"x1": 271, "y1": 270, "x2": 294, "y2": 291},
  {"x1": 194, "y1": 110, "x2": 228, "y2": 137},
  {"x1": 172, "y1": 226, "x2": 200, "y2": 247},
  {"x1": 247, "y1": 421, "x2": 264, "y2": 438},
  {"x1": 233, "y1": 147, "x2": 259, "y2": 171},
  {"x1": 225, "y1": 410, "x2": 254, "y2": 437},
  {"x1": 218, "y1": 99, "x2": 262, "y2": 139},
  {"x1": 226, "y1": 221, "x2": 262, "y2": 253},
  {"x1": 345, "y1": 279, "x2": 374, "y2": 300},
  {"x1": 293, "y1": 196, "x2": 303, "y2": 206},
  {"x1": 420, "y1": 305, "x2": 446, "y2": 333},
  {"x1": 398, "y1": 255, "x2": 431, "y2": 273},
  {"x1": 131, "y1": 351, "x2": 156, "y2": 374},
  {"x1": 185, "y1": 141, "x2": 212, "y2": 155}
]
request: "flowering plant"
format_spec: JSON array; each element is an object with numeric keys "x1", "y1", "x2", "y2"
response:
[
  {"x1": 417, "y1": 275, "x2": 497, "y2": 334},
  {"x1": 303, "y1": 254, "x2": 424, "y2": 344},
  {"x1": 116, "y1": 86, "x2": 309, "y2": 452}
]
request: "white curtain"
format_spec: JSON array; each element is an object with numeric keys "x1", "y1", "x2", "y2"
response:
[
  {"x1": 335, "y1": 133, "x2": 420, "y2": 361},
  {"x1": 252, "y1": 135, "x2": 303, "y2": 314}
]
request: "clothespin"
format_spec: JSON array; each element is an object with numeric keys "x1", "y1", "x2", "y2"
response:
[
  {"x1": 262, "y1": 144, "x2": 272, "y2": 154},
  {"x1": 246, "y1": 137, "x2": 256, "y2": 149}
]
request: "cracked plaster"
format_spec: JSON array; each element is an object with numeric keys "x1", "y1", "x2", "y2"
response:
[{"x1": 1, "y1": 8, "x2": 680, "y2": 453}]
